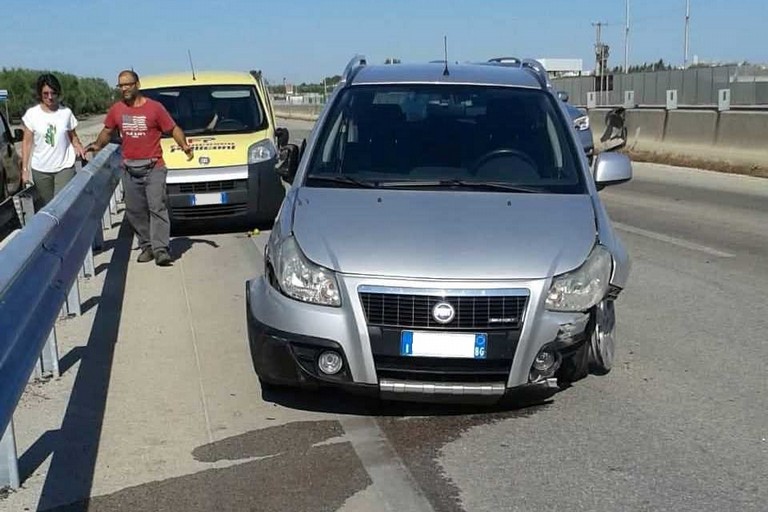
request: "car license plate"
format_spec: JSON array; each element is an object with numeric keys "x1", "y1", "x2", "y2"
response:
[
  {"x1": 191, "y1": 192, "x2": 228, "y2": 206},
  {"x1": 400, "y1": 331, "x2": 487, "y2": 359}
]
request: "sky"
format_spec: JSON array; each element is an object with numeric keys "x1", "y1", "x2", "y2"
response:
[{"x1": 1, "y1": 0, "x2": 764, "y2": 86}]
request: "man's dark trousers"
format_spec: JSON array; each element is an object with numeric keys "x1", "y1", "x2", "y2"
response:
[{"x1": 122, "y1": 166, "x2": 170, "y2": 252}]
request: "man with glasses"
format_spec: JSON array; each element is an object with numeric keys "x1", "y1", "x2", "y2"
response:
[{"x1": 88, "y1": 70, "x2": 193, "y2": 266}]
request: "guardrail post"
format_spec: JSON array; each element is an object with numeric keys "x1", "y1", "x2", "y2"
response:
[
  {"x1": 36, "y1": 329, "x2": 60, "y2": 379},
  {"x1": 0, "y1": 420, "x2": 20, "y2": 490},
  {"x1": 81, "y1": 246, "x2": 95, "y2": 278},
  {"x1": 63, "y1": 280, "x2": 82, "y2": 317},
  {"x1": 18, "y1": 193, "x2": 35, "y2": 226},
  {"x1": 101, "y1": 204, "x2": 111, "y2": 230}
]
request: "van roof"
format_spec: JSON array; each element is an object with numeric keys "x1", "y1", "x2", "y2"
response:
[{"x1": 139, "y1": 71, "x2": 257, "y2": 89}]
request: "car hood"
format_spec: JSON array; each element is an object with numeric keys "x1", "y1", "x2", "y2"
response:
[{"x1": 292, "y1": 188, "x2": 597, "y2": 280}]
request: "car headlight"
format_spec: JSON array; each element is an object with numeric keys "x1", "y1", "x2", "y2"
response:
[
  {"x1": 545, "y1": 245, "x2": 612, "y2": 312},
  {"x1": 272, "y1": 236, "x2": 341, "y2": 307},
  {"x1": 574, "y1": 115, "x2": 590, "y2": 131},
  {"x1": 248, "y1": 139, "x2": 276, "y2": 164}
]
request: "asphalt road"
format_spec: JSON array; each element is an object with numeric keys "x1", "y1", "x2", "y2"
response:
[{"x1": 4, "y1": 117, "x2": 765, "y2": 512}]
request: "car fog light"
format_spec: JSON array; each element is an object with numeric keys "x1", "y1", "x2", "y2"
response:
[
  {"x1": 318, "y1": 350, "x2": 343, "y2": 375},
  {"x1": 533, "y1": 350, "x2": 557, "y2": 373}
]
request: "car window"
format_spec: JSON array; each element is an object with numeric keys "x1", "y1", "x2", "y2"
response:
[
  {"x1": 143, "y1": 84, "x2": 267, "y2": 136},
  {"x1": 305, "y1": 85, "x2": 586, "y2": 194}
]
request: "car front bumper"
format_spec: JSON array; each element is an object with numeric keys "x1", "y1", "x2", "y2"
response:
[{"x1": 246, "y1": 273, "x2": 594, "y2": 401}]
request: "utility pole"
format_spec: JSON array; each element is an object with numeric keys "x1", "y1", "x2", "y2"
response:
[
  {"x1": 592, "y1": 21, "x2": 608, "y2": 104},
  {"x1": 624, "y1": 0, "x2": 630, "y2": 73},
  {"x1": 684, "y1": 0, "x2": 691, "y2": 68}
]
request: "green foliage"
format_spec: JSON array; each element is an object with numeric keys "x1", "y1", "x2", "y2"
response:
[
  {"x1": 0, "y1": 67, "x2": 116, "y2": 121},
  {"x1": 612, "y1": 59, "x2": 675, "y2": 74},
  {"x1": 267, "y1": 74, "x2": 342, "y2": 95}
]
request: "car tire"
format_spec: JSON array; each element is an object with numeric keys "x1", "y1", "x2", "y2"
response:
[
  {"x1": 588, "y1": 300, "x2": 615, "y2": 376},
  {"x1": 557, "y1": 340, "x2": 590, "y2": 385}
]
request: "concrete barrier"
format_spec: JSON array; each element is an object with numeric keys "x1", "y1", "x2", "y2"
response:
[
  {"x1": 716, "y1": 111, "x2": 768, "y2": 151},
  {"x1": 664, "y1": 110, "x2": 718, "y2": 147},
  {"x1": 626, "y1": 109, "x2": 666, "y2": 150}
]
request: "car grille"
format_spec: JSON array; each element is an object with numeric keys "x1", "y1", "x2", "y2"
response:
[
  {"x1": 359, "y1": 291, "x2": 528, "y2": 331},
  {"x1": 176, "y1": 179, "x2": 245, "y2": 194},
  {"x1": 172, "y1": 203, "x2": 247, "y2": 219}
]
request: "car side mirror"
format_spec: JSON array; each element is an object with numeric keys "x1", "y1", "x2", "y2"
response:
[
  {"x1": 275, "y1": 143, "x2": 300, "y2": 183},
  {"x1": 557, "y1": 91, "x2": 569, "y2": 103},
  {"x1": 13, "y1": 129, "x2": 23, "y2": 143},
  {"x1": 594, "y1": 152, "x2": 632, "y2": 190},
  {"x1": 275, "y1": 127, "x2": 290, "y2": 148}
]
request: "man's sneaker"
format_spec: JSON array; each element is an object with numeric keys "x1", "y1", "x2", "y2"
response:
[
  {"x1": 154, "y1": 249, "x2": 173, "y2": 266},
  {"x1": 137, "y1": 247, "x2": 154, "y2": 263}
]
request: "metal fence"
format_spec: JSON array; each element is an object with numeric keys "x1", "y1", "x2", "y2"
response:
[
  {"x1": 553, "y1": 66, "x2": 768, "y2": 107},
  {"x1": 0, "y1": 146, "x2": 122, "y2": 490}
]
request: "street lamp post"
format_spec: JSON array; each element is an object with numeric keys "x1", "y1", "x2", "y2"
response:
[{"x1": 684, "y1": 0, "x2": 691, "y2": 68}]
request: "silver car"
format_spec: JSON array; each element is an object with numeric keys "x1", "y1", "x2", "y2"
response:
[{"x1": 246, "y1": 57, "x2": 632, "y2": 403}]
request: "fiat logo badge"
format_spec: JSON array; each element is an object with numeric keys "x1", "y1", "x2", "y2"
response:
[{"x1": 432, "y1": 302, "x2": 455, "y2": 324}]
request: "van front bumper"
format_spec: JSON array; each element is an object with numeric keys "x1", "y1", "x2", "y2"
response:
[{"x1": 166, "y1": 159, "x2": 283, "y2": 223}]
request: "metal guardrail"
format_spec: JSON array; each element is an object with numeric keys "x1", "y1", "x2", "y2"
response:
[{"x1": 0, "y1": 145, "x2": 122, "y2": 490}]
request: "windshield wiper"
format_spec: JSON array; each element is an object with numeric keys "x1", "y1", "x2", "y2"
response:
[
  {"x1": 305, "y1": 175, "x2": 379, "y2": 188},
  {"x1": 376, "y1": 179, "x2": 543, "y2": 193},
  {"x1": 183, "y1": 128, "x2": 215, "y2": 135}
]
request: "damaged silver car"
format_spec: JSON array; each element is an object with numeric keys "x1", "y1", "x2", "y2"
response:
[{"x1": 246, "y1": 56, "x2": 632, "y2": 403}]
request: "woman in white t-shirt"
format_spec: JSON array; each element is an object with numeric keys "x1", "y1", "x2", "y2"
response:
[{"x1": 21, "y1": 73, "x2": 87, "y2": 206}]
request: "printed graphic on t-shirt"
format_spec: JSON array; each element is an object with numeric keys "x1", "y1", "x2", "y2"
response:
[
  {"x1": 44, "y1": 123, "x2": 56, "y2": 146},
  {"x1": 122, "y1": 114, "x2": 148, "y2": 138}
]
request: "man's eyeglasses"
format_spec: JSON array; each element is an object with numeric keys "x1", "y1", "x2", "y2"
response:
[{"x1": 116, "y1": 82, "x2": 137, "y2": 89}]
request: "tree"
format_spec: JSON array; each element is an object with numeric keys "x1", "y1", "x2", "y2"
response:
[{"x1": 0, "y1": 68, "x2": 115, "y2": 120}]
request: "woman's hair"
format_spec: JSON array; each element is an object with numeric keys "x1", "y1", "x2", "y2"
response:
[{"x1": 36, "y1": 73, "x2": 62, "y2": 100}]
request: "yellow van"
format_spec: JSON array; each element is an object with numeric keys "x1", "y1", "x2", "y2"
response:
[{"x1": 140, "y1": 71, "x2": 286, "y2": 226}]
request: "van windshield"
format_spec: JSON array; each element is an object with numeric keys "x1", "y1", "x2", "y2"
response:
[
  {"x1": 306, "y1": 85, "x2": 586, "y2": 194},
  {"x1": 143, "y1": 85, "x2": 267, "y2": 136}
]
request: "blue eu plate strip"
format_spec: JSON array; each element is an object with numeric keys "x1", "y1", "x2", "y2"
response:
[{"x1": 400, "y1": 330, "x2": 414, "y2": 356}]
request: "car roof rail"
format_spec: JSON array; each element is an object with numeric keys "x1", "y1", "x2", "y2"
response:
[
  {"x1": 521, "y1": 59, "x2": 551, "y2": 89},
  {"x1": 340, "y1": 54, "x2": 367, "y2": 85},
  {"x1": 486, "y1": 57, "x2": 551, "y2": 90},
  {"x1": 488, "y1": 56, "x2": 521, "y2": 65}
]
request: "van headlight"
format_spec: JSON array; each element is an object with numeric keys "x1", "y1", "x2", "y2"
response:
[
  {"x1": 574, "y1": 115, "x2": 590, "y2": 131},
  {"x1": 545, "y1": 245, "x2": 612, "y2": 312},
  {"x1": 273, "y1": 236, "x2": 341, "y2": 307},
  {"x1": 248, "y1": 139, "x2": 276, "y2": 164}
]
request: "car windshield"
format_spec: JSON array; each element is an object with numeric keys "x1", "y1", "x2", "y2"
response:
[
  {"x1": 305, "y1": 84, "x2": 586, "y2": 194},
  {"x1": 143, "y1": 84, "x2": 267, "y2": 136}
]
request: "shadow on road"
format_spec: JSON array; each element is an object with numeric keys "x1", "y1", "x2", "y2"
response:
[{"x1": 31, "y1": 221, "x2": 133, "y2": 511}]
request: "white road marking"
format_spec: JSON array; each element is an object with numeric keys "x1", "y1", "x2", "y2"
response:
[
  {"x1": 614, "y1": 222, "x2": 735, "y2": 258},
  {"x1": 339, "y1": 416, "x2": 435, "y2": 512}
]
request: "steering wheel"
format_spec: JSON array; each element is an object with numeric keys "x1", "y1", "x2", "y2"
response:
[
  {"x1": 470, "y1": 149, "x2": 538, "y2": 175},
  {"x1": 215, "y1": 118, "x2": 246, "y2": 130}
]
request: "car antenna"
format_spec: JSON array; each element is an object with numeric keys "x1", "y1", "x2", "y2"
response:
[
  {"x1": 442, "y1": 36, "x2": 450, "y2": 76},
  {"x1": 188, "y1": 49, "x2": 197, "y2": 81}
]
